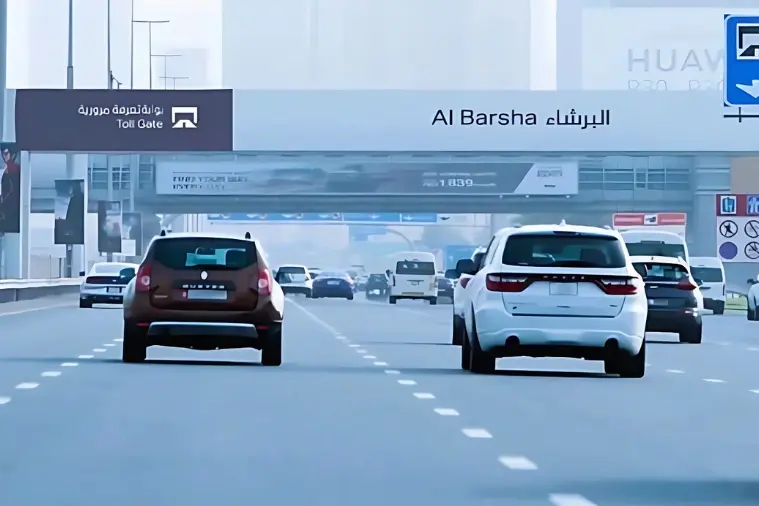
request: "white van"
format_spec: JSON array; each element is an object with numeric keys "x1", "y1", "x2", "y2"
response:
[
  {"x1": 620, "y1": 230, "x2": 691, "y2": 265},
  {"x1": 690, "y1": 256, "x2": 726, "y2": 314},
  {"x1": 274, "y1": 264, "x2": 313, "y2": 297},
  {"x1": 388, "y1": 251, "x2": 438, "y2": 305}
]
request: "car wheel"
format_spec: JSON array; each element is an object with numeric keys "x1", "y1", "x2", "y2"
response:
[
  {"x1": 79, "y1": 300, "x2": 92, "y2": 309},
  {"x1": 749, "y1": 307, "x2": 756, "y2": 321},
  {"x1": 461, "y1": 329, "x2": 472, "y2": 370},
  {"x1": 713, "y1": 302, "x2": 724, "y2": 315},
  {"x1": 679, "y1": 325, "x2": 702, "y2": 344},
  {"x1": 617, "y1": 340, "x2": 646, "y2": 378},
  {"x1": 389, "y1": 297, "x2": 397, "y2": 305},
  {"x1": 346, "y1": 294, "x2": 354, "y2": 300},
  {"x1": 306, "y1": 290, "x2": 313, "y2": 299},
  {"x1": 122, "y1": 323, "x2": 147, "y2": 363},
  {"x1": 452, "y1": 315, "x2": 465, "y2": 346},
  {"x1": 469, "y1": 317, "x2": 496, "y2": 374},
  {"x1": 429, "y1": 297, "x2": 437, "y2": 306},
  {"x1": 603, "y1": 358, "x2": 619, "y2": 375},
  {"x1": 261, "y1": 323, "x2": 282, "y2": 366}
]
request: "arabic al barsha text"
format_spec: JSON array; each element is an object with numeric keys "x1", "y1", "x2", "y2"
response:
[{"x1": 431, "y1": 109, "x2": 611, "y2": 129}]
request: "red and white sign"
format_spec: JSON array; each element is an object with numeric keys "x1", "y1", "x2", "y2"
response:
[{"x1": 612, "y1": 213, "x2": 687, "y2": 237}]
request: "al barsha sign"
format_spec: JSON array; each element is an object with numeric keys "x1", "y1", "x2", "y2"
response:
[{"x1": 14, "y1": 89, "x2": 233, "y2": 152}]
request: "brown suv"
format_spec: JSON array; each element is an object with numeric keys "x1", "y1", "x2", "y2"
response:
[{"x1": 122, "y1": 231, "x2": 284, "y2": 366}]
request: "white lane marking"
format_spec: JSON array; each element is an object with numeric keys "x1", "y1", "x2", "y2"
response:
[
  {"x1": 398, "y1": 379, "x2": 416, "y2": 385},
  {"x1": 384, "y1": 369, "x2": 401, "y2": 375},
  {"x1": 356, "y1": 349, "x2": 367, "y2": 354},
  {"x1": 703, "y1": 378, "x2": 725, "y2": 383},
  {"x1": 374, "y1": 361, "x2": 388, "y2": 366},
  {"x1": 41, "y1": 371, "x2": 61, "y2": 377},
  {"x1": 78, "y1": 355, "x2": 94, "y2": 359},
  {"x1": 363, "y1": 355, "x2": 377, "y2": 359},
  {"x1": 335, "y1": 335, "x2": 346, "y2": 340},
  {"x1": 750, "y1": 389, "x2": 759, "y2": 394},
  {"x1": 462, "y1": 428, "x2": 492, "y2": 438},
  {"x1": 103, "y1": 344, "x2": 116, "y2": 347},
  {"x1": 665, "y1": 369, "x2": 685, "y2": 374},
  {"x1": 60, "y1": 362, "x2": 78, "y2": 367},
  {"x1": 286, "y1": 297, "x2": 342, "y2": 334},
  {"x1": 748, "y1": 347, "x2": 759, "y2": 351},
  {"x1": 0, "y1": 396, "x2": 10, "y2": 405},
  {"x1": 645, "y1": 362, "x2": 651, "y2": 367},
  {"x1": 349, "y1": 344, "x2": 360, "y2": 348},
  {"x1": 113, "y1": 338, "x2": 124, "y2": 342},
  {"x1": 413, "y1": 392, "x2": 435, "y2": 399},
  {"x1": 549, "y1": 494, "x2": 598, "y2": 506},
  {"x1": 434, "y1": 408, "x2": 459, "y2": 416},
  {"x1": 15, "y1": 382, "x2": 39, "y2": 390},
  {"x1": 0, "y1": 302, "x2": 74, "y2": 317},
  {"x1": 93, "y1": 348, "x2": 107, "y2": 352},
  {"x1": 498, "y1": 456, "x2": 538, "y2": 470}
]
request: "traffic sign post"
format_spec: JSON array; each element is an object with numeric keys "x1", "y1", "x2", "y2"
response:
[
  {"x1": 724, "y1": 15, "x2": 759, "y2": 113},
  {"x1": 715, "y1": 194, "x2": 759, "y2": 262}
]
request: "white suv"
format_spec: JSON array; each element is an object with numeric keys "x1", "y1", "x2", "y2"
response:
[{"x1": 457, "y1": 223, "x2": 647, "y2": 378}]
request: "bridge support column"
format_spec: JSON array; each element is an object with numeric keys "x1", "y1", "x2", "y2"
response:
[
  {"x1": 67, "y1": 154, "x2": 88, "y2": 276},
  {"x1": 689, "y1": 157, "x2": 730, "y2": 257},
  {"x1": 3, "y1": 151, "x2": 31, "y2": 278}
]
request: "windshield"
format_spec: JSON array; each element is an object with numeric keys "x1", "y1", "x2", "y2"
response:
[
  {"x1": 625, "y1": 241, "x2": 686, "y2": 259},
  {"x1": 276, "y1": 267, "x2": 307, "y2": 283},
  {"x1": 152, "y1": 238, "x2": 257, "y2": 270},
  {"x1": 318, "y1": 271, "x2": 348, "y2": 279},
  {"x1": 633, "y1": 262, "x2": 689, "y2": 281},
  {"x1": 93, "y1": 264, "x2": 132, "y2": 275},
  {"x1": 691, "y1": 267, "x2": 723, "y2": 283},
  {"x1": 503, "y1": 233, "x2": 627, "y2": 268},
  {"x1": 395, "y1": 261, "x2": 436, "y2": 275}
]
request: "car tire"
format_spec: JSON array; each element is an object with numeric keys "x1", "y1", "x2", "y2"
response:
[
  {"x1": 461, "y1": 328, "x2": 472, "y2": 370},
  {"x1": 122, "y1": 323, "x2": 147, "y2": 363},
  {"x1": 79, "y1": 300, "x2": 92, "y2": 309},
  {"x1": 617, "y1": 340, "x2": 646, "y2": 378},
  {"x1": 389, "y1": 297, "x2": 397, "y2": 304},
  {"x1": 261, "y1": 323, "x2": 282, "y2": 367},
  {"x1": 679, "y1": 325, "x2": 702, "y2": 344},
  {"x1": 306, "y1": 290, "x2": 313, "y2": 299},
  {"x1": 748, "y1": 307, "x2": 756, "y2": 321},
  {"x1": 429, "y1": 297, "x2": 437, "y2": 306},
  {"x1": 603, "y1": 358, "x2": 619, "y2": 375},
  {"x1": 469, "y1": 317, "x2": 496, "y2": 374},
  {"x1": 713, "y1": 302, "x2": 724, "y2": 315},
  {"x1": 346, "y1": 294, "x2": 354, "y2": 300},
  {"x1": 452, "y1": 315, "x2": 465, "y2": 346}
]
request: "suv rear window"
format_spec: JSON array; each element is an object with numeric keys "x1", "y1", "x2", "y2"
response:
[
  {"x1": 633, "y1": 262, "x2": 688, "y2": 281},
  {"x1": 625, "y1": 242, "x2": 685, "y2": 259},
  {"x1": 152, "y1": 238, "x2": 257, "y2": 270},
  {"x1": 396, "y1": 261, "x2": 435, "y2": 275},
  {"x1": 502, "y1": 233, "x2": 627, "y2": 268},
  {"x1": 691, "y1": 267, "x2": 723, "y2": 283},
  {"x1": 276, "y1": 266, "x2": 307, "y2": 283}
]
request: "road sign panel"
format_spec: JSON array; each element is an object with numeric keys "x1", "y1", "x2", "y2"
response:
[
  {"x1": 724, "y1": 15, "x2": 759, "y2": 107},
  {"x1": 716, "y1": 216, "x2": 759, "y2": 262},
  {"x1": 721, "y1": 195, "x2": 738, "y2": 215}
]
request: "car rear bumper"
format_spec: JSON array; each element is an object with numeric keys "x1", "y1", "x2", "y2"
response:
[
  {"x1": 313, "y1": 287, "x2": 352, "y2": 297},
  {"x1": 474, "y1": 303, "x2": 645, "y2": 356},
  {"x1": 143, "y1": 321, "x2": 275, "y2": 350},
  {"x1": 646, "y1": 309, "x2": 701, "y2": 332},
  {"x1": 80, "y1": 293, "x2": 123, "y2": 304},
  {"x1": 703, "y1": 298, "x2": 725, "y2": 311},
  {"x1": 281, "y1": 286, "x2": 311, "y2": 295}
]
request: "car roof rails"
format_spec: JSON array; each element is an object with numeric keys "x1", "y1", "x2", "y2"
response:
[
  {"x1": 244, "y1": 232, "x2": 251, "y2": 239},
  {"x1": 159, "y1": 229, "x2": 167, "y2": 237}
]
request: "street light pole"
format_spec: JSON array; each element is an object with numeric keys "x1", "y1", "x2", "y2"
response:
[
  {"x1": 132, "y1": 20, "x2": 169, "y2": 89},
  {"x1": 150, "y1": 54, "x2": 181, "y2": 89},
  {"x1": 129, "y1": 0, "x2": 134, "y2": 88},
  {"x1": 107, "y1": 0, "x2": 112, "y2": 90},
  {"x1": 65, "y1": 0, "x2": 75, "y2": 276}
]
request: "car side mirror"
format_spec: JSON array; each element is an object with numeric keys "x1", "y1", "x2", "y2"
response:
[
  {"x1": 119, "y1": 267, "x2": 136, "y2": 280},
  {"x1": 748, "y1": 278, "x2": 757, "y2": 285},
  {"x1": 444, "y1": 269, "x2": 458, "y2": 280},
  {"x1": 456, "y1": 259, "x2": 477, "y2": 276}
]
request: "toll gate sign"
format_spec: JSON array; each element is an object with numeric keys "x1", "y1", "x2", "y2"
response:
[{"x1": 14, "y1": 89, "x2": 233, "y2": 152}]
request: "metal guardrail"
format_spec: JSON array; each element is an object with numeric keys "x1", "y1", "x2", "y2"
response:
[{"x1": 0, "y1": 278, "x2": 82, "y2": 303}]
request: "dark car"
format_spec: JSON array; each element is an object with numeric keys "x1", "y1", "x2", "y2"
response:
[
  {"x1": 312, "y1": 271, "x2": 354, "y2": 300},
  {"x1": 436, "y1": 276, "x2": 453, "y2": 300},
  {"x1": 121, "y1": 231, "x2": 285, "y2": 366},
  {"x1": 365, "y1": 273, "x2": 389, "y2": 300},
  {"x1": 631, "y1": 255, "x2": 702, "y2": 344}
]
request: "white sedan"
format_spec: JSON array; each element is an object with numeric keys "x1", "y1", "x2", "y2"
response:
[
  {"x1": 447, "y1": 246, "x2": 487, "y2": 346},
  {"x1": 80, "y1": 262, "x2": 138, "y2": 308},
  {"x1": 747, "y1": 275, "x2": 759, "y2": 320}
]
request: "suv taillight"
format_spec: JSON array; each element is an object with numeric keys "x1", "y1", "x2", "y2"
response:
[
  {"x1": 135, "y1": 264, "x2": 152, "y2": 293},
  {"x1": 255, "y1": 267, "x2": 272, "y2": 295},
  {"x1": 596, "y1": 277, "x2": 638, "y2": 295},
  {"x1": 486, "y1": 274, "x2": 529, "y2": 292},
  {"x1": 677, "y1": 279, "x2": 697, "y2": 291}
]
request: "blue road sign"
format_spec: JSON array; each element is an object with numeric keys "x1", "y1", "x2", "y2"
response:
[
  {"x1": 343, "y1": 213, "x2": 401, "y2": 223},
  {"x1": 748, "y1": 195, "x2": 759, "y2": 215},
  {"x1": 724, "y1": 15, "x2": 759, "y2": 107},
  {"x1": 721, "y1": 195, "x2": 737, "y2": 215},
  {"x1": 207, "y1": 213, "x2": 343, "y2": 222},
  {"x1": 400, "y1": 213, "x2": 438, "y2": 223}
]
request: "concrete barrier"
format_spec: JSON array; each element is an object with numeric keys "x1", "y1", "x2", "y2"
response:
[{"x1": 0, "y1": 278, "x2": 82, "y2": 303}]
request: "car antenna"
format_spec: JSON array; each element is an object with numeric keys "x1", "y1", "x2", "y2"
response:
[
  {"x1": 245, "y1": 232, "x2": 251, "y2": 239},
  {"x1": 159, "y1": 229, "x2": 166, "y2": 237}
]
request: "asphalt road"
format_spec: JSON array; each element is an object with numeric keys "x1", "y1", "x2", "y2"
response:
[{"x1": 0, "y1": 295, "x2": 758, "y2": 505}]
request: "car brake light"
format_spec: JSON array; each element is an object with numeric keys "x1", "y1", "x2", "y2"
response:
[
  {"x1": 597, "y1": 277, "x2": 638, "y2": 295},
  {"x1": 459, "y1": 277, "x2": 471, "y2": 288},
  {"x1": 676, "y1": 279, "x2": 697, "y2": 291},
  {"x1": 135, "y1": 264, "x2": 152, "y2": 293},
  {"x1": 255, "y1": 267, "x2": 272, "y2": 295},
  {"x1": 486, "y1": 274, "x2": 529, "y2": 292},
  {"x1": 85, "y1": 277, "x2": 95, "y2": 284}
]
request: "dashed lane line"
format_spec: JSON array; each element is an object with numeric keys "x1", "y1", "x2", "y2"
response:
[
  {"x1": 384, "y1": 370, "x2": 401, "y2": 375},
  {"x1": 373, "y1": 361, "x2": 388, "y2": 366},
  {"x1": 665, "y1": 369, "x2": 685, "y2": 374},
  {"x1": 0, "y1": 397, "x2": 10, "y2": 405},
  {"x1": 356, "y1": 349, "x2": 367, "y2": 354},
  {"x1": 549, "y1": 494, "x2": 598, "y2": 506},
  {"x1": 15, "y1": 383, "x2": 39, "y2": 390},
  {"x1": 750, "y1": 389, "x2": 759, "y2": 394},
  {"x1": 41, "y1": 371, "x2": 61, "y2": 377},
  {"x1": 703, "y1": 378, "x2": 726, "y2": 383},
  {"x1": 398, "y1": 379, "x2": 416, "y2": 385},
  {"x1": 413, "y1": 392, "x2": 435, "y2": 399},
  {"x1": 113, "y1": 338, "x2": 123, "y2": 342},
  {"x1": 78, "y1": 355, "x2": 94, "y2": 359},
  {"x1": 434, "y1": 408, "x2": 459, "y2": 416},
  {"x1": 461, "y1": 428, "x2": 493, "y2": 439},
  {"x1": 60, "y1": 362, "x2": 78, "y2": 367},
  {"x1": 498, "y1": 456, "x2": 538, "y2": 470},
  {"x1": 349, "y1": 344, "x2": 360, "y2": 348},
  {"x1": 93, "y1": 348, "x2": 107, "y2": 353},
  {"x1": 103, "y1": 344, "x2": 116, "y2": 347}
]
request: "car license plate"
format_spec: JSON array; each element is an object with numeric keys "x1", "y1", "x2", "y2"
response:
[
  {"x1": 328, "y1": 281, "x2": 339, "y2": 285},
  {"x1": 370, "y1": 290, "x2": 380, "y2": 295},
  {"x1": 549, "y1": 282, "x2": 578, "y2": 296},
  {"x1": 403, "y1": 292, "x2": 423, "y2": 296},
  {"x1": 649, "y1": 299, "x2": 667, "y2": 306},
  {"x1": 187, "y1": 289, "x2": 227, "y2": 301},
  {"x1": 107, "y1": 287, "x2": 122, "y2": 294}
]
